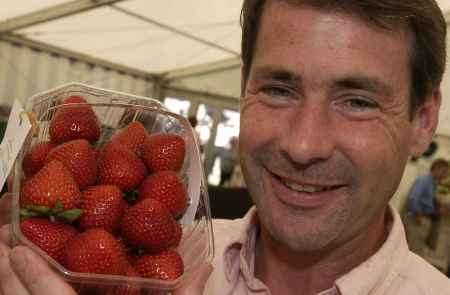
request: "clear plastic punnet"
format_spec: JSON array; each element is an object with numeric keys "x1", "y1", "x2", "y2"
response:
[{"x1": 10, "y1": 82, "x2": 214, "y2": 294}]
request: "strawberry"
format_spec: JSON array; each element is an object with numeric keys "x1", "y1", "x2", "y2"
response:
[
  {"x1": 138, "y1": 171, "x2": 187, "y2": 217},
  {"x1": 98, "y1": 143, "x2": 147, "y2": 192},
  {"x1": 20, "y1": 160, "x2": 81, "y2": 211},
  {"x1": 169, "y1": 221, "x2": 182, "y2": 249},
  {"x1": 135, "y1": 250, "x2": 184, "y2": 280},
  {"x1": 60, "y1": 95, "x2": 88, "y2": 104},
  {"x1": 106, "y1": 264, "x2": 141, "y2": 295},
  {"x1": 141, "y1": 133, "x2": 186, "y2": 172},
  {"x1": 64, "y1": 228, "x2": 128, "y2": 275},
  {"x1": 22, "y1": 141, "x2": 56, "y2": 177},
  {"x1": 110, "y1": 121, "x2": 148, "y2": 155},
  {"x1": 78, "y1": 185, "x2": 126, "y2": 233},
  {"x1": 121, "y1": 198, "x2": 181, "y2": 252},
  {"x1": 49, "y1": 96, "x2": 100, "y2": 144},
  {"x1": 46, "y1": 139, "x2": 97, "y2": 190},
  {"x1": 20, "y1": 218, "x2": 78, "y2": 264}
]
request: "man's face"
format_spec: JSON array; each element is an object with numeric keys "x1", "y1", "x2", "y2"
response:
[{"x1": 239, "y1": 2, "x2": 439, "y2": 252}]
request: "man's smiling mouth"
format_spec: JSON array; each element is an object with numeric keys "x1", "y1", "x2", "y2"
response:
[{"x1": 282, "y1": 180, "x2": 338, "y2": 193}]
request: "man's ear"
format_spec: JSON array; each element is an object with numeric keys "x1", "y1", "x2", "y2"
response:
[{"x1": 410, "y1": 89, "x2": 442, "y2": 157}]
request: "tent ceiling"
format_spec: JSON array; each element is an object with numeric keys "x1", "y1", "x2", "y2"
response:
[
  {"x1": 1, "y1": 1, "x2": 449, "y2": 75},
  {"x1": 1, "y1": 0, "x2": 242, "y2": 74}
]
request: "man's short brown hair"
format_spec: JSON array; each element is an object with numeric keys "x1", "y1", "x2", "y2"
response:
[{"x1": 240, "y1": 0, "x2": 447, "y2": 114}]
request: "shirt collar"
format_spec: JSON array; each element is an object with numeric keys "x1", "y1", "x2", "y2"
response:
[
  {"x1": 223, "y1": 207, "x2": 259, "y2": 283},
  {"x1": 222, "y1": 204, "x2": 409, "y2": 294},
  {"x1": 334, "y1": 205, "x2": 409, "y2": 295}
]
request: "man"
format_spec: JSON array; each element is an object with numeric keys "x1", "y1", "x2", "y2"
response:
[
  {"x1": 0, "y1": 0, "x2": 449, "y2": 294},
  {"x1": 207, "y1": 0, "x2": 449, "y2": 294},
  {"x1": 404, "y1": 158, "x2": 449, "y2": 255}
]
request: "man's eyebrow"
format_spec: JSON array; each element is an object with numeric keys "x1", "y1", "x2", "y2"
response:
[
  {"x1": 333, "y1": 76, "x2": 393, "y2": 96},
  {"x1": 252, "y1": 66, "x2": 302, "y2": 83}
]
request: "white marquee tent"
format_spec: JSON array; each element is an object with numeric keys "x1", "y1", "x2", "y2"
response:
[
  {"x1": 0, "y1": 0, "x2": 244, "y2": 109},
  {"x1": 1, "y1": 1, "x2": 450, "y2": 185}
]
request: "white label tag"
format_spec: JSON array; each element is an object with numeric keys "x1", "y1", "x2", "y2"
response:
[{"x1": 0, "y1": 100, "x2": 32, "y2": 190}]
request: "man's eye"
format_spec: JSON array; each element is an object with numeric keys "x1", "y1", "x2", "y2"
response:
[
  {"x1": 261, "y1": 86, "x2": 291, "y2": 98},
  {"x1": 344, "y1": 98, "x2": 378, "y2": 111}
]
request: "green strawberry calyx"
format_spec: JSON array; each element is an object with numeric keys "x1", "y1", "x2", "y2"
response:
[{"x1": 20, "y1": 200, "x2": 83, "y2": 223}]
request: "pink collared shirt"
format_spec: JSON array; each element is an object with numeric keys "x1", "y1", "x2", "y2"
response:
[{"x1": 204, "y1": 205, "x2": 450, "y2": 294}]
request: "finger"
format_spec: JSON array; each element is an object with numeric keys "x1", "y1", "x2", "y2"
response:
[
  {"x1": 0, "y1": 225, "x2": 11, "y2": 247},
  {"x1": 0, "y1": 194, "x2": 12, "y2": 226},
  {"x1": 0, "y1": 243, "x2": 29, "y2": 295},
  {"x1": 173, "y1": 263, "x2": 213, "y2": 295},
  {"x1": 9, "y1": 246, "x2": 77, "y2": 295}
]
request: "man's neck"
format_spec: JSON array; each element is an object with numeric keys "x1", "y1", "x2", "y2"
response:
[{"x1": 254, "y1": 211, "x2": 388, "y2": 295}]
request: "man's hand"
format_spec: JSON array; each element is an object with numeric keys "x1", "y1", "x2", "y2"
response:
[
  {"x1": 0, "y1": 194, "x2": 212, "y2": 294},
  {"x1": 0, "y1": 224, "x2": 78, "y2": 295}
]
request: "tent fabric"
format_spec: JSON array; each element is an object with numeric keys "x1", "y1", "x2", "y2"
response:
[
  {"x1": 0, "y1": 0, "x2": 450, "y2": 136},
  {"x1": 7, "y1": 0, "x2": 242, "y2": 74}
]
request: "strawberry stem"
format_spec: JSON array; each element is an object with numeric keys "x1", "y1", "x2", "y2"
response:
[
  {"x1": 124, "y1": 191, "x2": 139, "y2": 204},
  {"x1": 20, "y1": 208, "x2": 41, "y2": 219},
  {"x1": 20, "y1": 201, "x2": 82, "y2": 223},
  {"x1": 50, "y1": 201, "x2": 64, "y2": 215},
  {"x1": 55, "y1": 209, "x2": 83, "y2": 223},
  {"x1": 25, "y1": 205, "x2": 51, "y2": 215}
]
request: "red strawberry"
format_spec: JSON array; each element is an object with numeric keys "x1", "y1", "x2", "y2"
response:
[
  {"x1": 154, "y1": 221, "x2": 182, "y2": 252},
  {"x1": 46, "y1": 139, "x2": 97, "y2": 190},
  {"x1": 49, "y1": 96, "x2": 100, "y2": 144},
  {"x1": 78, "y1": 185, "x2": 126, "y2": 233},
  {"x1": 20, "y1": 160, "x2": 81, "y2": 211},
  {"x1": 106, "y1": 264, "x2": 141, "y2": 295},
  {"x1": 121, "y1": 198, "x2": 181, "y2": 252},
  {"x1": 138, "y1": 171, "x2": 187, "y2": 217},
  {"x1": 61, "y1": 95, "x2": 87, "y2": 104},
  {"x1": 110, "y1": 121, "x2": 148, "y2": 155},
  {"x1": 135, "y1": 250, "x2": 184, "y2": 280},
  {"x1": 115, "y1": 236, "x2": 132, "y2": 258},
  {"x1": 169, "y1": 221, "x2": 182, "y2": 249},
  {"x1": 20, "y1": 218, "x2": 78, "y2": 264},
  {"x1": 22, "y1": 141, "x2": 56, "y2": 177},
  {"x1": 98, "y1": 143, "x2": 147, "y2": 192},
  {"x1": 141, "y1": 133, "x2": 186, "y2": 172},
  {"x1": 64, "y1": 228, "x2": 127, "y2": 275}
]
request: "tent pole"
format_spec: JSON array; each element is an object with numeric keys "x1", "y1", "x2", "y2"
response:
[{"x1": 0, "y1": 0, "x2": 127, "y2": 33}]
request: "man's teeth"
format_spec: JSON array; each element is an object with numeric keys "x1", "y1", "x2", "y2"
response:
[{"x1": 283, "y1": 181, "x2": 330, "y2": 193}]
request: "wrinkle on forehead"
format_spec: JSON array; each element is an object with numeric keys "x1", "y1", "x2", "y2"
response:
[
  {"x1": 254, "y1": 2, "x2": 412, "y2": 105},
  {"x1": 264, "y1": 1, "x2": 413, "y2": 62}
]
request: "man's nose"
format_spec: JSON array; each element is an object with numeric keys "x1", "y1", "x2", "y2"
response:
[{"x1": 279, "y1": 102, "x2": 336, "y2": 166}]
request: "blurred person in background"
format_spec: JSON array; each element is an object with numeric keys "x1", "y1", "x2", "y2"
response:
[
  {"x1": 218, "y1": 136, "x2": 239, "y2": 186},
  {"x1": 188, "y1": 115, "x2": 204, "y2": 155},
  {"x1": 404, "y1": 158, "x2": 449, "y2": 255},
  {"x1": 187, "y1": 115, "x2": 198, "y2": 129}
]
